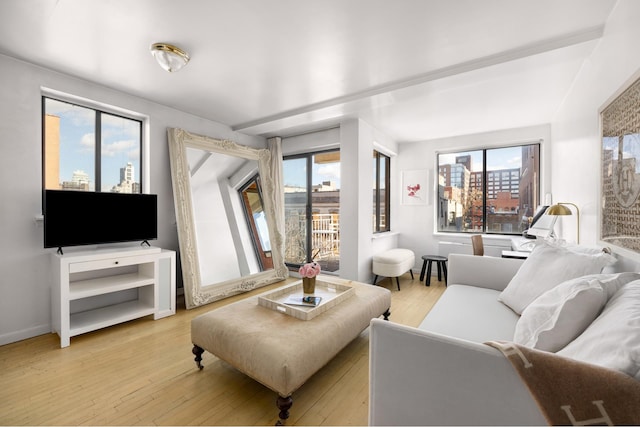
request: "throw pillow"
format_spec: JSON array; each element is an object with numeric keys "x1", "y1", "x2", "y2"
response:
[
  {"x1": 596, "y1": 271, "x2": 640, "y2": 299},
  {"x1": 498, "y1": 241, "x2": 615, "y2": 314},
  {"x1": 558, "y1": 280, "x2": 640, "y2": 380},
  {"x1": 514, "y1": 272, "x2": 640, "y2": 352},
  {"x1": 514, "y1": 276, "x2": 605, "y2": 352}
]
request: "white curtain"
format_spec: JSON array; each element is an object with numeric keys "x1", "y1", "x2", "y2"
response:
[{"x1": 267, "y1": 137, "x2": 285, "y2": 269}]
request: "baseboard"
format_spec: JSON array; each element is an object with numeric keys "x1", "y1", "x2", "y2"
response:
[
  {"x1": 0, "y1": 323, "x2": 51, "y2": 346},
  {"x1": 155, "y1": 308, "x2": 175, "y2": 319}
]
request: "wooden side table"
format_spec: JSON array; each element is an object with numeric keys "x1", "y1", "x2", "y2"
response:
[{"x1": 419, "y1": 255, "x2": 448, "y2": 286}]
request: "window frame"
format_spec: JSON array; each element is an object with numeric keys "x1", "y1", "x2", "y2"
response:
[
  {"x1": 283, "y1": 148, "x2": 341, "y2": 267},
  {"x1": 436, "y1": 142, "x2": 541, "y2": 235},
  {"x1": 373, "y1": 150, "x2": 391, "y2": 233},
  {"x1": 42, "y1": 95, "x2": 144, "y2": 194}
]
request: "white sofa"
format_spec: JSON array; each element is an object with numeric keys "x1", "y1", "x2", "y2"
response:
[{"x1": 369, "y1": 250, "x2": 640, "y2": 426}]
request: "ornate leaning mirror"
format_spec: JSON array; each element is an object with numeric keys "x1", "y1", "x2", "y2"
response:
[{"x1": 167, "y1": 128, "x2": 288, "y2": 309}]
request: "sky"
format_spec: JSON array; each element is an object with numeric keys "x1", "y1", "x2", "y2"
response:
[
  {"x1": 438, "y1": 146, "x2": 525, "y2": 171},
  {"x1": 283, "y1": 155, "x2": 341, "y2": 189},
  {"x1": 45, "y1": 98, "x2": 141, "y2": 191}
]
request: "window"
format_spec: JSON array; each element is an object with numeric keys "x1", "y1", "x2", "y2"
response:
[
  {"x1": 373, "y1": 150, "x2": 390, "y2": 233},
  {"x1": 283, "y1": 150, "x2": 341, "y2": 272},
  {"x1": 437, "y1": 143, "x2": 540, "y2": 234},
  {"x1": 43, "y1": 97, "x2": 143, "y2": 193}
]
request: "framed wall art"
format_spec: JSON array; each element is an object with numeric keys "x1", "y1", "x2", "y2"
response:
[
  {"x1": 600, "y1": 71, "x2": 640, "y2": 255},
  {"x1": 401, "y1": 169, "x2": 428, "y2": 205}
]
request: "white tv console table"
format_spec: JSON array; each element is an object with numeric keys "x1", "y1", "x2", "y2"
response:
[{"x1": 51, "y1": 246, "x2": 176, "y2": 348}]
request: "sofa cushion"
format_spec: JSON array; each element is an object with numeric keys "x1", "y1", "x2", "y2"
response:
[
  {"x1": 498, "y1": 241, "x2": 615, "y2": 314},
  {"x1": 513, "y1": 276, "x2": 607, "y2": 352},
  {"x1": 597, "y1": 271, "x2": 640, "y2": 299},
  {"x1": 514, "y1": 273, "x2": 640, "y2": 353},
  {"x1": 418, "y1": 284, "x2": 519, "y2": 343},
  {"x1": 558, "y1": 280, "x2": 640, "y2": 380}
]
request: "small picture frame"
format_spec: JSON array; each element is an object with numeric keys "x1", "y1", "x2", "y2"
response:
[{"x1": 401, "y1": 169, "x2": 428, "y2": 205}]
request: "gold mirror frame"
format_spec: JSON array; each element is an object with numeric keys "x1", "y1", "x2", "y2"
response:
[{"x1": 167, "y1": 128, "x2": 288, "y2": 308}]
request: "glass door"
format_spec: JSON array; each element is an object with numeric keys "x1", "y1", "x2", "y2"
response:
[{"x1": 284, "y1": 150, "x2": 340, "y2": 273}]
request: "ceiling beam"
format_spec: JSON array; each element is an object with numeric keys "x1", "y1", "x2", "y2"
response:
[{"x1": 232, "y1": 26, "x2": 604, "y2": 136}]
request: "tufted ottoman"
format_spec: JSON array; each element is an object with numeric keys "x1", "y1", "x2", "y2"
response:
[
  {"x1": 190, "y1": 276, "x2": 391, "y2": 425},
  {"x1": 372, "y1": 248, "x2": 415, "y2": 290}
]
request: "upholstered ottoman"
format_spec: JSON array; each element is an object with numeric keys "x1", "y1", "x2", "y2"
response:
[
  {"x1": 372, "y1": 248, "x2": 415, "y2": 290},
  {"x1": 190, "y1": 276, "x2": 391, "y2": 424}
]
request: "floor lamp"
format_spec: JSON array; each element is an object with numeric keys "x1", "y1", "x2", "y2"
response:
[{"x1": 547, "y1": 202, "x2": 580, "y2": 244}]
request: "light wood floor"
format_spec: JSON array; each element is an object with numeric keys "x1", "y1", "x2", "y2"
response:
[{"x1": 0, "y1": 273, "x2": 446, "y2": 426}]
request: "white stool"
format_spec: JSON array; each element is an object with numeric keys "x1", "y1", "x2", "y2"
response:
[{"x1": 372, "y1": 248, "x2": 415, "y2": 290}]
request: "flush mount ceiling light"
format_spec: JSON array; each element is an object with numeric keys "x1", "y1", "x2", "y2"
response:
[{"x1": 150, "y1": 43, "x2": 190, "y2": 73}]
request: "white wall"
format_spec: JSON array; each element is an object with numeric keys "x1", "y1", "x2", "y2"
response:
[
  {"x1": 0, "y1": 53, "x2": 265, "y2": 345},
  {"x1": 550, "y1": 0, "x2": 640, "y2": 270},
  {"x1": 190, "y1": 166, "x2": 241, "y2": 283},
  {"x1": 395, "y1": 124, "x2": 551, "y2": 269},
  {"x1": 340, "y1": 119, "x2": 399, "y2": 282}
]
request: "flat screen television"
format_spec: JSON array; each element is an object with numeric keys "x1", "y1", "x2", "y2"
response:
[{"x1": 44, "y1": 190, "x2": 158, "y2": 250}]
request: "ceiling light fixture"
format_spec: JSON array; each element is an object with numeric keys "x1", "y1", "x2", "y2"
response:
[{"x1": 150, "y1": 43, "x2": 190, "y2": 73}]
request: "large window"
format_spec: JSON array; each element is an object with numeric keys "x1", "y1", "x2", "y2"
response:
[
  {"x1": 373, "y1": 150, "x2": 390, "y2": 233},
  {"x1": 437, "y1": 143, "x2": 540, "y2": 234},
  {"x1": 283, "y1": 150, "x2": 341, "y2": 272},
  {"x1": 43, "y1": 97, "x2": 143, "y2": 193}
]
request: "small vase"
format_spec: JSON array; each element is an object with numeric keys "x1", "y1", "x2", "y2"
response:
[{"x1": 302, "y1": 277, "x2": 316, "y2": 294}]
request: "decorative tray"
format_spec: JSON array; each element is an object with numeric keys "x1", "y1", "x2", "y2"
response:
[{"x1": 257, "y1": 278, "x2": 355, "y2": 320}]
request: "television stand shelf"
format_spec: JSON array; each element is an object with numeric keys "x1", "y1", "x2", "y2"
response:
[{"x1": 51, "y1": 246, "x2": 176, "y2": 348}]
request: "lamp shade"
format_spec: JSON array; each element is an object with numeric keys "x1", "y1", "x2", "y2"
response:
[
  {"x1": 547, "y1": 202, "x2": 579, "y2": 243},
  {"x1": 150, "y1": 43, "x2": 190, "y2": 73},
  {"x1": 547, "y1": 204, "x2": 572, "y2": 215}
]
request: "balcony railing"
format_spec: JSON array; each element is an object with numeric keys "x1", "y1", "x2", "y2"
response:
[{"x1": 285, "y1": 211, "x2": 340, "y2": 272}]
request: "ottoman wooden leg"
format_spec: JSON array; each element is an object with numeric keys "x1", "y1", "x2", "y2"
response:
[
  {"x1": 276, "y1": 395, "x2": 293, "y2": 425},
  {"x1": 192, "y1": 345, "x2": 204, "y2": 370}
]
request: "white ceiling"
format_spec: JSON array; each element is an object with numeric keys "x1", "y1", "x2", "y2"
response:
[{"x1": 0, "y1": 0, "x2": 617, "y2": 142}]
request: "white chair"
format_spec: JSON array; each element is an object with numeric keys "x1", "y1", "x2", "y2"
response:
[{"x1": 372, "y1": 249, "x2": 415, "y2": 290}]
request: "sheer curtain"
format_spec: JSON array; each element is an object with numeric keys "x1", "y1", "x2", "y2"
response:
[{"x1": 267, "y1": 137, "x2": 286, "y2": 273}]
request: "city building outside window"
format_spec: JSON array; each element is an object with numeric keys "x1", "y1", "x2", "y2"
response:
[
  {"x1": 437, "y1": 143, "x2": 540, "y2": 234},
  {"x1": 43, "y1": 97, "x2": 143, "y2": 193},
  {"x1": 283, "y1": 150, "x2": 341, "y2": 272}
]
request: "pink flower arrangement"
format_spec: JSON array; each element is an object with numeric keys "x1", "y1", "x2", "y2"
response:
[{"x1": 299, "y1": 262, "x2": 321, "y2": 278}]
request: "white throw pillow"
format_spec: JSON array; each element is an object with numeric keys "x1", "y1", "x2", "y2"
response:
[
  {"x1": 596, "y1": 271, "x2": 640, "y2": 299},
  {"x1": 558, "y1": 280, "x2": 640, "y2": 380},
  {"x1": 498, "y1": 241, "x2": 615, "y2": 314},
  {"x1": 529, "y1": 239, "x2": 607, "y2": 256},
  {"x1": 513, "y1": 273, "x2": 640, "y2": 352}
]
